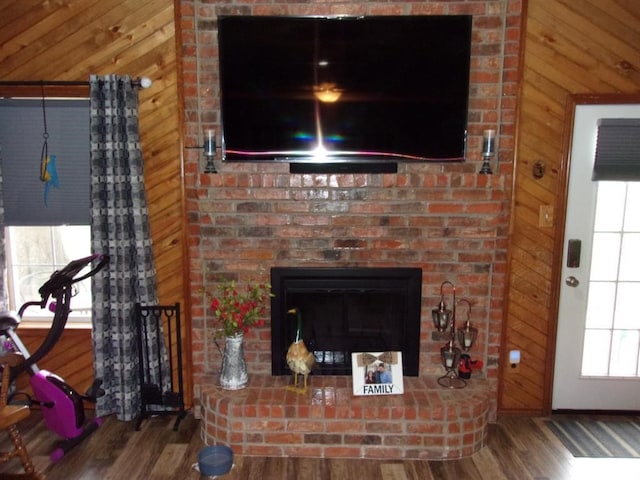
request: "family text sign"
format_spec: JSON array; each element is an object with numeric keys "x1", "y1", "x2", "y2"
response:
[{"x1": 352, "y1": 351, "x2": 404, "y2": 396}]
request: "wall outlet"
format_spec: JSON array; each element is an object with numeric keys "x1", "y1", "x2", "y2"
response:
[{"x1": 508, "y1": 349, "x2": 521, "y2": 372}]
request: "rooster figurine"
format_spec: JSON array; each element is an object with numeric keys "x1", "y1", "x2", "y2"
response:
[{"x1": 285, "y1": 307, "x2": 316, "y2": 394}]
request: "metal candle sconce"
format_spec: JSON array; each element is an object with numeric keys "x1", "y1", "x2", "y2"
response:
[
  {"x1": 431, "y1": 281, "x2": 476, "y2": 389},
  {"x1": 203, "y1": 129, "x2": 217, "y2": 173},
  {"x1": 187, "y1": 129, "x2": 218, "y2": 173},
  {"x1": 457, "y1": 299, "x2": 477, "y2": 351},
  {"x1": 479, "y1": 129, "x2": 495, "y2": 175},
  {"x1": 431, "y1": 280, "x2": 455, "y2": 333}
]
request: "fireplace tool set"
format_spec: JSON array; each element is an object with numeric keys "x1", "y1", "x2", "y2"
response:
[{"x1": 432, "y1": 281, "x2": 478, "y2": 388}]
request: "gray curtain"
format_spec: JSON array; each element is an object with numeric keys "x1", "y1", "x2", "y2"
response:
[{"x1": 89, "y1": 75, "x2": 161, "y2": 421}]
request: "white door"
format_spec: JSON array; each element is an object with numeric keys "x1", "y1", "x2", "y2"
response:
[{"x1": 552, "y1": 101, "x2": 640, "y2": 410}]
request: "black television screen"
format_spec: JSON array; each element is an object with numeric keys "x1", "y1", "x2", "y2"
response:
[{"x1": 217, "y1": 15, "x2": 472, "y2": 172}]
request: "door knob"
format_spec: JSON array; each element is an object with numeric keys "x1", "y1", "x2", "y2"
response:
[{"x1": 565, "y1": 276, "x2": 580, "y2": 287}]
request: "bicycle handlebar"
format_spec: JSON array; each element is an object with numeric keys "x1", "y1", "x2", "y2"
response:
[
  {"x1": 37, "y1": 254, "x2": 110, "y2": 301},
  {"x1": 7, "y1": 254, "x2": 109, "y2": 377}
]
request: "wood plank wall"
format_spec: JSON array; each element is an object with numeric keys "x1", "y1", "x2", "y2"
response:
[
  {"x1": 500, "y1": 0, "x2": 640, "y2": 413},
  {"x1": 13, "y1": 329, "x2": 94, "y2": 398},
  {"x1": 0, "y1": 0, "x2": 192, "y2": 407}
]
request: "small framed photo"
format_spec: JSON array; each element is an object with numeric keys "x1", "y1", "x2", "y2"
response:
[{"x1": 352, "y1": 351, "x2": 404, "y2": 396}]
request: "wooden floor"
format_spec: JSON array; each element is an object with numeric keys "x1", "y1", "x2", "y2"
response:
[{"x1": 1, "y1": 411, "x2": 639, "y2": 479}]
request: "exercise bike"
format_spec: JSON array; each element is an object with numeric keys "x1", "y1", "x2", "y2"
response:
[{"x1": 0, "y1": 253, "x2": 109, "y2": 462}]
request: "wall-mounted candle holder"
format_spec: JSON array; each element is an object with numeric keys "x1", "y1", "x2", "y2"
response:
[
  {"x1": 187, "y1": 128, "x2": 218, "y2": 173},
  {"x1": 203, "y1": 129, "x2": 217, "y2": 173},
  {"x1": 479, "y1": 129, "x2": 495, "y2": 175}
]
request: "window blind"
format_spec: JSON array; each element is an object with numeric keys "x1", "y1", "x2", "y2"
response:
[
  {"x1": 592, "y1": 118, "x2": 640, "y2": 181},
  {"x1": 0, "y1": 99, "x2": 90, "y2": 225}
]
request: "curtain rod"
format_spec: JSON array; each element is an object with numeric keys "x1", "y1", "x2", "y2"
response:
[{"x1": 0, "y1": 77, "x2": 152, "y2": 89}]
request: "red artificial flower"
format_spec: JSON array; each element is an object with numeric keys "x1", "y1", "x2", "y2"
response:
[{"x1": 209, "y1": 279, "x2": 272, "y2": 337}]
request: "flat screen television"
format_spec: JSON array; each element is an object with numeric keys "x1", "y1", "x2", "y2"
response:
[{"x1": 217, "y1": 15, "x2": 472, "y2": 173}]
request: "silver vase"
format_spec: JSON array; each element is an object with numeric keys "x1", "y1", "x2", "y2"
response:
[{"x1": 219, "y1": 333, "x2": 248, "y2": 390}]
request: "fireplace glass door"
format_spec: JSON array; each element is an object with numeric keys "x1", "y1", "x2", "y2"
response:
[{"x1": 271, "y1": 267, "x2": 422, "y2": 376}]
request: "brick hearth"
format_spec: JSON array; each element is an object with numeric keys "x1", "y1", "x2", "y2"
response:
[{"x1": 200, "y1": 374, "x2": 490, "y2": 459}]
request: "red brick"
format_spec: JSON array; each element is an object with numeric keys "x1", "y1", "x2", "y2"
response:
[
  {"x1": 326, "y1": 421, "x2": 365, "y2": 434},
  {"x1": 323, "y1": 446, "x2": 362, "y2": 458},
  {"x1": 286, "y1": 420, "x2": 326, "y2": 433},
  {"x1": 362, "y1": 446, "x2": 406, "y2": 459},
  {"x1": 264, "y1": 433, "x2": 304, "y2": 444}
]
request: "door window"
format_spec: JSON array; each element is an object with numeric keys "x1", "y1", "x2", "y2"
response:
[{"x1": 582, "y1": 182, "x2": 640, "y2": 377}]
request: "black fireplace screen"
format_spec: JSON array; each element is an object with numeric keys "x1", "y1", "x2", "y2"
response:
[{"x1": 270, "y1": 267, "x2": 422, "y2": 376}]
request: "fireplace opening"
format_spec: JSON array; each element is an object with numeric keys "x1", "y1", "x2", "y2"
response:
[{"x1": 270, "y1": 267, "x2": 422, "y2": 376}]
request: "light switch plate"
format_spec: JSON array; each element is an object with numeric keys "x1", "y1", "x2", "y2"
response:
[{"x1": 539, "y1": 205, "x2": 554, "y2": 228}]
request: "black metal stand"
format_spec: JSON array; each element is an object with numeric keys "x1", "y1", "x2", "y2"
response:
[{"x1": 134, "y1": 303, "x2": 186, "y2": 431}]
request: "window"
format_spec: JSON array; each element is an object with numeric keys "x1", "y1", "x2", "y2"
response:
[
  {"x1": 1, "y1": 97, "x2": 91, "y2": 327},
  {"x1": 5, "y1": 225, "x2": 92, "y2": 325}
]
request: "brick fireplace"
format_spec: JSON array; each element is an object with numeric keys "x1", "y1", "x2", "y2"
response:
[
  {"x1": 200, "y1": 265, "x2": 491, "y2": 459},
  {"x1": 179, "y1": 0, "x2": 521, "y2": 460}
]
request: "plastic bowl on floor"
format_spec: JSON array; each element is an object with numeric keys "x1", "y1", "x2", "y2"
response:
[{"x1": 197, "y1": 445, "x2": 234, "y2": 476}]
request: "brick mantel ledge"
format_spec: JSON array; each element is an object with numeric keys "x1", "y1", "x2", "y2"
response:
[{"x1": 200, "y1": 374, "x2": 491, "y2": 459}]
